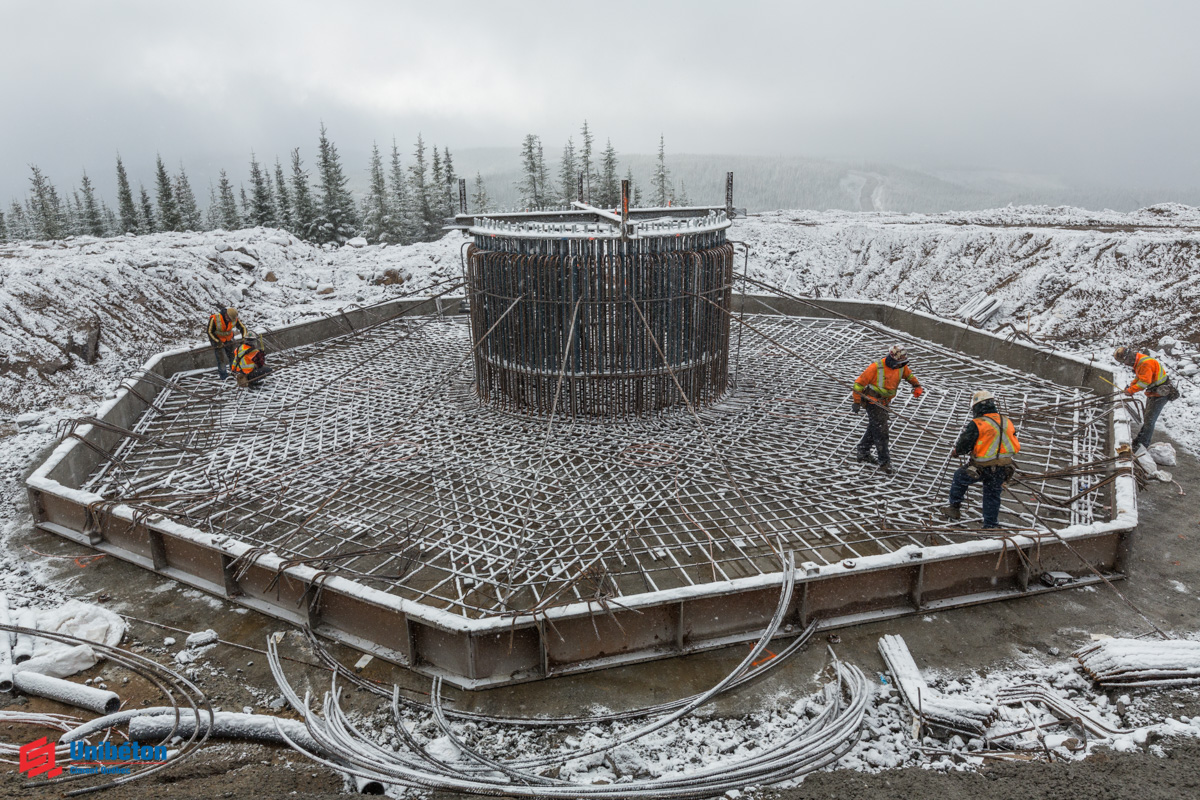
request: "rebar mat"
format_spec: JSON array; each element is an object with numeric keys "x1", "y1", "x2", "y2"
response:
[{"x1": 82, "y1": 314, "x2": 1111, "y2": 619}]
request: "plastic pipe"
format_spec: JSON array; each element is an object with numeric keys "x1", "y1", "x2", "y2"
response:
[
  {"x1": 0, "y1": 594, "x2": 13, "y2": 692},
  {"x1": 12, "y1": 610, "x2": 36, "y2": 664},
  {"x1": 14, "y1": 671, "x2": 120, "y2": 714}
]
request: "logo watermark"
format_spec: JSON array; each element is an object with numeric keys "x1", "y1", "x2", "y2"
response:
[{"x1": 17, "y1": 738, "x2": 168, "y2": 778}]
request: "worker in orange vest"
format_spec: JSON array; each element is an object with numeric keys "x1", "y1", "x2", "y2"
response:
[
  {"x1": 851, "y1": 344, "x2": 924, "y2": 474},
  {"x1": 1114, "y1": 346, "x2": 1178, "y2": 451},
  {"x1": 207, "y1": 306, "x2": 248, "y2": 378},
  {"x1": 231, "y1": 334, "x2": 272, "y2": 388},
  {"x1": 942, "y1": 390, "x2": 1020, "y2": 529}
]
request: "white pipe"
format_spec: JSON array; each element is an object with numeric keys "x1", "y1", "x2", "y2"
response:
[
  {"x1": 130, "y1": 712, "x2": 322, "y2": 752},
  {"x1": 13, "y1": 671, "x2": 120, "y2": 715},
  {"x1": 0, "y1": 594, "x2": 12, "y2": 692},
  {"x1": 61, "y1": 706, "x2": 177, "y2": 743},
  {"x1": 12, "y1": 610, "x2": 36, "y2": 664},
  {"x1": 352, "y1": 775, "x2": 385, "y2": 794}
]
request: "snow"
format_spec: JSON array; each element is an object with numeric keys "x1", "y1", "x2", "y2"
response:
[{"x1": 1, "y1": 208, "x2": 1200, "y2": 788}]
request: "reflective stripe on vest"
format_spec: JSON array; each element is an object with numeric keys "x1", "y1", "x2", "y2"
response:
[
  {"x1": 1135, "y1": 353, "x2": 1168, "y2": 390},
  {"x1": 232, "y1": 344, "x2": 258, "y2": 374},
  {"x1": 972, "y1": 414, "x2": 1018, "y2": 464},
  {"x1": 872, "y1": 360, "x2": 897, "y2": 398},
  {"x1": 211, "y1": 313, "x2": 235, "y2": 343}
]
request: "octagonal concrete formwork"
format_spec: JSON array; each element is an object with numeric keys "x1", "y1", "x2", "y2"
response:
[{"x1": 27, "y1": 294, "x2": 1137, "y2": 689}]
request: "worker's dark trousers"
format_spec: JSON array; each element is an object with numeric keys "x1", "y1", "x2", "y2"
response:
[
  {"x1": 856, "y1": 404, "x2": 890, "y2": 465},
  {"x1": 1133, "y1": 394, "x2": 1170, "y2": 450},
  {"x1": 949, "y1": 464, "x2": 1010, "y2": 528},
  {"x1": 211, "y1": 343, "x2": 235, "y2": 377}
]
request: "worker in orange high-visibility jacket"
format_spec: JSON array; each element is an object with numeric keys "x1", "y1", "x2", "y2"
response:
[
  {"x1": 1114, "y1": 346, "x2": 1178, "y2": 451},
  {"x1": 942, "y1": 390, "x2": 1020, "y2": 529},
  {"x1": 230, "y1": 334, "x2": 272, "y2": 388},
  {"x1": 851, "y1": 344, "x2": 924, "y2": 474},
  {"x1": 207, "y1": 307, "x2": 248, "y2": 378}
]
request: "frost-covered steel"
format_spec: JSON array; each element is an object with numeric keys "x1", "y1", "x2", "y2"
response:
[
  {"x1": 25, "y1": 294, "x2": 1137, "y2": 689},
  {"x1": 468, "y1": 228, "x2": 734, "y2": 418}
]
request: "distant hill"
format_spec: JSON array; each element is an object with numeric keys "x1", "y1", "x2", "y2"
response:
[{"x1": 442, "y1": 149, "x2": 1200, "y2": 214}]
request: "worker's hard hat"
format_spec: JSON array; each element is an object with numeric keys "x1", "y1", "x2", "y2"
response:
[
  {"x1": 226, "y1": 307, "x2": 239, "y2": 321},
  {"x1": 970, "y1": 389, "x2": 995, "y2": 408},
  {"x1": 888, "y1": 344, "x2": 908, "y2": 364},
  {"x1": 1113, "y1": 346, "x2": 1134, "y2": 364}
]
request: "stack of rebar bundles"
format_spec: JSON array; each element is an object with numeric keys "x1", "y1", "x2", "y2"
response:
[
  {"x1": 878, "y1": 634, "x2": 996, "y2": 736},
  {"x1": 1075, "y1": 638, "x2": 1200, "y2": 687}
]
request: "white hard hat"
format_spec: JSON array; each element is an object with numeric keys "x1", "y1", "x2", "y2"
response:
[
  {"x1": 970, "y1": 389, "x2": 995, "y2": 408},
  {"x1": 888, "y1": 344, "x2": 908, "y2": 364}
]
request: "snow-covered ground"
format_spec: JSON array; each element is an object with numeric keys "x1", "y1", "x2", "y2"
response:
[{"x1": 3, "y1": 204, "x2": 1200, "y2": 789}]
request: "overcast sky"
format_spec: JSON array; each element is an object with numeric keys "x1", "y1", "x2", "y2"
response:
[{"x1": 3, "y1": 0, "x2": 1198, "y2": 202}]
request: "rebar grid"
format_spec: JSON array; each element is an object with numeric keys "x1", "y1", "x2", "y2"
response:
[
  {"x1": 468, "y1": 234, "x2": 733, "y2": 418},
  {"x1": 81, "y1": 313, "x2": 1112, "y2": 620}
]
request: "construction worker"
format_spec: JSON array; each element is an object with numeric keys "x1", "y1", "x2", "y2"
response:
[
  {"x1": 852, "y1": 344, "x2": 924, "y2": 474},
  {"x1": 207, "y1": 307, "x2": 248, "y2": 379},
  {"x1": 942, "y1": 390, "x2": 1020, "y2": 529},
  {"x1": 1114, "y1": 346, "x2": 1178, "y2": 451},
  {"x1": 231, "y1": 333, "x2": 272, "y2": 388}
]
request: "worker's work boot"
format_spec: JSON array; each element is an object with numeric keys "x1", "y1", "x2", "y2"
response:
[
  {"x1": 878, "y1": 461, "x2": 893, "y2": 475},
  {"x1": 941, "y1": 504, "x2": 962, "y2": 521},
  {"x1": 856, "y1": 450, "x2": 878, "y2": 465}
]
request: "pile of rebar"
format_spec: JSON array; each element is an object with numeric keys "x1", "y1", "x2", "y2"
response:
[
  {"x1": 1075, "y1": 638, "x2": 1200, "y2": 687},
  {"x1": 264, "y1": 558, "x2": 873, "y2": 798}
]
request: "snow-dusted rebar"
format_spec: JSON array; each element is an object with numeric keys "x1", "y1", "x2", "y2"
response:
[
  {"x1": 878, "y1": 634, "x2": 995, "y2": 736},
  {"x1": 264, "y1": 555, "x2": 875, "y2": 797},
  {"x1": 1075, "y1": 638, "x2": 1200, "y2": 687},
  {"x1": 997, "y1": 683, "x2": 1132, "y2": 738}
]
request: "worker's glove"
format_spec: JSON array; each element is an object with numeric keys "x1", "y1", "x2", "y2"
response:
[
  {"x1": 912, "y1": 386, "x2": 924, "y2": 399},
  {"x1": 852, "y1": 403, "x2": 862, "y2": 414},
  {"x1": 1124, "y1": 387, "x2": 1136, "y2": 396}
]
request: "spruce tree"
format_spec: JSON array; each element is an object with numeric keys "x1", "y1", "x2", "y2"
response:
[
  {"x1": 651, "y1": 135, "x2": 671, "y2": 207},
  {"x1": 8, "y1": 202, "x2": 31, "y2": 241},
  {"x1": 239, "y1": 185, "x2": 250, "y2": 221},
  {"x1": 67, "y1": 190, "x2": 85, "y2": 237},
  {"x1": 598, "y1": 139, "x2": 620, "y2": 208},
  {"x1": 174, "y1": 164, "x2": 202, "y2": 231},
  {"x1": 247, "y1": 152, "x2": 276, "y2": 227},
  {"x1": 471, "y1": 171, "x2": 490, "y2": 213},
  {"x1": 273, "y1": 158, "x2": 293, "y2": 231},
  {"x1": 216, "y1": 170, "x2": 240, "y2": 230},
  {"x1": 154, "y1": 155, "x2": 182, "y2": 231},
  {"x1": 79, "y1": 170, "x2": 105, "y2": 236},
  {"x1": 431, "y1": 146, "x2": 446, "y2": 221},
  {"x1": 311, "y1": 123, "x2": 359, "y2": 244},
  {"x1": 115, "y1": 154, "x2": 138, "y2": 234},
  {"x1": 625, "y1": 167, "x2": 642, "y2": 207},
  {"x1": 290, "y1": 148, "x2": 317, "y2": 237},
  {"x1": 28, "y1": 165, "x2": 65, "y2": 240},
  {"x1": 138, "y1": 184, "x2": 156, "y2": 233},
  {"x1": 388, "y1": 139, "x2": 415, "y2": 243},
  {"x1": 361, "y1": 142, "x2": 392, "y2": 243},
  {"x1": 101, "y1": 202, "x2": 117, "y2": 236},
  {"x1": 409, "y1": 134, "x2": 433, "y2": 240},
  {"x1": 517, "y1": 134, "x2": 542, "y2": 208},
  {"x1": 0, "y1": 209, "x2": 6, "y2": 243},
  {"x1": 205, "y1": 185, "x2": 222, "y2": 230},
  {"x1": 536, "y1": 141, "x2": 550, "y2": 208},
  {"x1": 559, "y1": 137, "x2": 578, "y2": 204},
  {"x1": 579, "y1": 120, "x2": 596, "y2": 203},
  {"x1": 443, "y1": 147, "x2": 457, "y2": 217},
  {"x1": 676, "y1": 180, "x2": 691, "y2": 206}
]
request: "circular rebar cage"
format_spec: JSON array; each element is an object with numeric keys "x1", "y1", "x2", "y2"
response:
[{"x1": 467, "y1": 229, "x2": 734, "y2": 418}]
